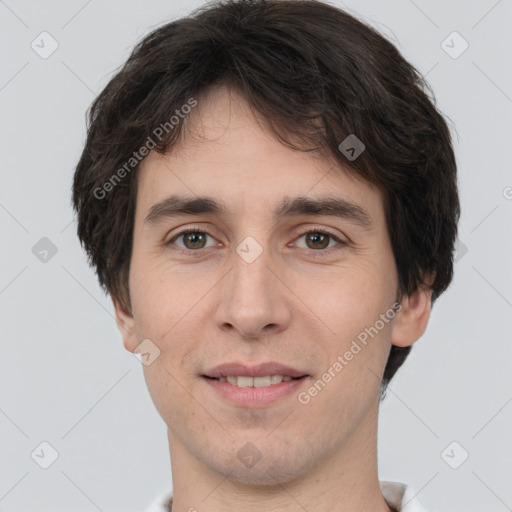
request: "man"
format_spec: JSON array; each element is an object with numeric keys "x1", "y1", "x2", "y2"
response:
[{"x1": 72, "y1": 1, "x2": 460, "y2": 510}]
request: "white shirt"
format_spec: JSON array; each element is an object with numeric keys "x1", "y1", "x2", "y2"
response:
[{"x1": 145, "y1": 481, "x2": 429, "y2": 511}]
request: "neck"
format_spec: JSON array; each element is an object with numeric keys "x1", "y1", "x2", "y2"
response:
[{"x1": 166, "y1": 402, "x2": 393, "y2": 512}]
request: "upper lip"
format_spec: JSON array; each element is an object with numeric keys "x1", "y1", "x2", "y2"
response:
[{"x1": 203, "y1": 362, "x2": 309, "y2": 379}]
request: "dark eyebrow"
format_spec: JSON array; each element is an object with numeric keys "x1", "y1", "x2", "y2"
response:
[
  {"x1": 274, "y1": 196, "x2": 373, "y2": 230},
  {"x1": 144, "y1": 194, "x2": 373, "y2": 230},
  {"x1": 144, "y1": 195, "x2": 226, "y2": 225}
]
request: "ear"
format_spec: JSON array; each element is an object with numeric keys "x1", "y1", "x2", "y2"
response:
[
  {"x1": 390, "y1": 285, "x2": 433, "y2": 348},
  {"x1": 113, "y1": 296, "x2": 139, "y2": 353}
]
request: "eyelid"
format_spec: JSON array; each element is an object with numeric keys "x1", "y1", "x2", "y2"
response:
[{"x1": 293, "y1": 224, "x2": 346, "y2": 242}]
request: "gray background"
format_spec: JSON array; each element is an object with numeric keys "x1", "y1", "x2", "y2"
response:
[{"x1": 1, "y1": 0, "x2": 511, "y2": 510}]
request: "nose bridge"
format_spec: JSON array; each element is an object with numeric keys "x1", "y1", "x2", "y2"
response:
[
  {"x1": 230, "y1": 235, "x2": 274, "y2": 312},
  {"x1": 233, "y1": 236, "x2": 270, "y2": 295},
  {"x1": 213, "y1": 232, "x2": 291, "y2": 337}
]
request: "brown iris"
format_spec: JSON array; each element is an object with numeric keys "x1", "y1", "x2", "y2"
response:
[
  {"x1": 305, "y1": 232, "x2": 330, "y2": 250},
  {"x1": 182, "y1": 232, "x2": 207, "y2": 249}
]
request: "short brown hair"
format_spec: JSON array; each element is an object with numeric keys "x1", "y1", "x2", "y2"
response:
[{"x1": 72, "y1": 0, "x2": 460, "y2": 396}]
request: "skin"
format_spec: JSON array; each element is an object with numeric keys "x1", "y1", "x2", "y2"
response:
[{"x1": 114, "y1": 85, "x2": 432, "y2": 512}]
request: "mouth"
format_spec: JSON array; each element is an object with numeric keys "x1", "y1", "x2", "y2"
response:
[
  {"x1": 201, "y1": 363, "x2": 310, "y2": 407},
  {"x1": 202, "y1": 374, "x2": 309, "y2": 407},
  {"x1": 202, "y1": 374, "x2": 308, "y2": 388}
]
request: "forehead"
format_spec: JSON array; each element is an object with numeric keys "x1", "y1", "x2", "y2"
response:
[{"x1": 136, "y1": 86, "x2": 382, "y2": 222}]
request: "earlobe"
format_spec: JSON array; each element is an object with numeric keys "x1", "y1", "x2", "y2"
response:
[
  {"x1": 113, "y1": 297, "x2": 139, "y2": 353},
  {"x1": 390, "y1": 286, "x2": 433, "y2": 348}
]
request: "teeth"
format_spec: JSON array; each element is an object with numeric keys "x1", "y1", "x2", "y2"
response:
[
  {"x1": 237, "y1": 376, "x2": 254, "y2": 388},
  {"x1": 218, "y1": 375, "x2": 294, "y2": 387}
]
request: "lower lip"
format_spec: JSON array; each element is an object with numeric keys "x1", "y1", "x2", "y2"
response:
[{"x1": 203, "y1": 376, "x2": 308, "y2": 407}]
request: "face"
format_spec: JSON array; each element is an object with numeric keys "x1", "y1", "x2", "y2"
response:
[{"x1": 116, "y1": 86, "x2": 429, "y2": 486}]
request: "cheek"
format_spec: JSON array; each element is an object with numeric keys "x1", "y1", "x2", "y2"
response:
[
  {"x1": 129, "y1": 256, "x2": 201, "y2": 336},
  {"x1": 293, "y1": 261, "x2": 396, "y2": 382},
  {"x1": 298, "y1": 259, "x2": 393, "y2": 326}
]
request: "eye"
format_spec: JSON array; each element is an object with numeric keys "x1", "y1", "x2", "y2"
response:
[
  {"x1": 167, "y1": 228, "x2": 217, "y2": 252},
  {"x1": 294, "y1": 229, "x2": 345, "y2": 253}
]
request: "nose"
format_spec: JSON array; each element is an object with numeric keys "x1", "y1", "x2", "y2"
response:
[{"x1": 213, "y1": 238, "x2": 292, "y2": 340}]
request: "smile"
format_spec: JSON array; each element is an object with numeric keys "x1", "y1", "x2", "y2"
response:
[{"x1": 202, "y1": 374, "x2": 309, "y2": 407}]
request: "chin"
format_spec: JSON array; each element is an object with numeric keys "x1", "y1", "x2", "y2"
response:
[{"x1": 203, "y1": 445, "x2": 314, "y2": 487}]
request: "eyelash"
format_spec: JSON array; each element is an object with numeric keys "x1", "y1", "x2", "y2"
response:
[{"x1": 165, "y1": 225, "x2": 347, "y2": 258}]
